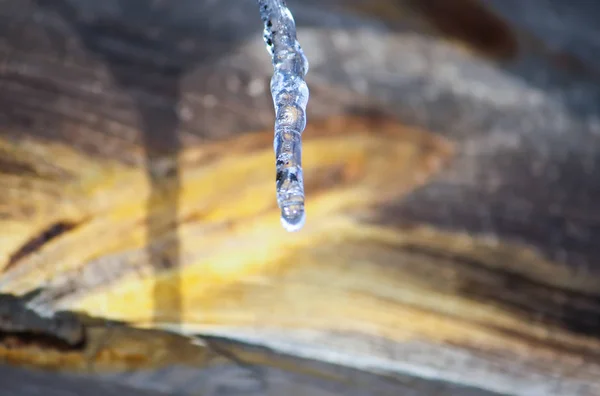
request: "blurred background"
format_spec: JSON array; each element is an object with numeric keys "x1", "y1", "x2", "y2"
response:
[{"x1": 0, "y1": 0, "x2": 599, "y2": 395}]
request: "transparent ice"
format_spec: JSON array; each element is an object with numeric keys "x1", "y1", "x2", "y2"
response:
[{"x1": 256, "y1": 0, "x2": 309, "y2": 232}]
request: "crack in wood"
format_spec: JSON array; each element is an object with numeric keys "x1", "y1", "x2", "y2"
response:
[{"x1": 6, "y1": 221, "x2": 81, "y2": 272}]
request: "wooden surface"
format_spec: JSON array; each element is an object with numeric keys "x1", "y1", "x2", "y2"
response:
[
  {"x1": 1, "y1": 0, "x2": 600, "y2": 395},
  {"x1": 0, "y1": 322, "x2": 505, "y2": 396}
]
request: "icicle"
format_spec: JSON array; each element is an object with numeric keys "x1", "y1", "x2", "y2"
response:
[{"x1": 256, "y1": 0, "x2": 309, "y2": 232}]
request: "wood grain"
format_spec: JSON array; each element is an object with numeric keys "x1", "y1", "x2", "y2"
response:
[{"x1": 1, "y1": 0, "x2": 600, "y2": 395}]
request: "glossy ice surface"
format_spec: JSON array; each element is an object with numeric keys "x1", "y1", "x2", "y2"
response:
[{"x1": 257, "y1": 0, "x2": 309, "y2": 232}]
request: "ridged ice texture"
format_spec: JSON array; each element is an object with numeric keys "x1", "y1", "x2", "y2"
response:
[{"x1": 257, "y1": 0, "x2": 309, "y2": 232}]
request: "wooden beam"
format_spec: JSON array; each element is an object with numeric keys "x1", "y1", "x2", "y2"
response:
[{"x1": 1, "y1": 0, "x2": 600, "y2": 395}]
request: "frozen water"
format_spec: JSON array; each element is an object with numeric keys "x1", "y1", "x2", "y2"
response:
[{"x1": 256, "y1": 0, "x2": 309, "y2": 232}]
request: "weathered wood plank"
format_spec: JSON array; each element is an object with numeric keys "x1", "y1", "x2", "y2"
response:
[
  {"x1": 1, "y1": 0, "x2": 600, "y2": 395},
  {"x1": 0, "y1": 320, "x2": 507, "y2": 396}
]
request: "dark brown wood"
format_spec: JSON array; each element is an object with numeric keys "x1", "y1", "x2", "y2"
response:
[{"x1": 1, "y1": 0, "x2": 600, "y2": 395}]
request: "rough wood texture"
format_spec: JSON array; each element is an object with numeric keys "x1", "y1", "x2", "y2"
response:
[
  {"x1": 1, "y1": 0, "x2": 600, "y2": 395},
  {"x1": 0, "y1": 322, "x2": 505, "y2": 396}
]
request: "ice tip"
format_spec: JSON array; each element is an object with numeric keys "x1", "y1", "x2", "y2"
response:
[{"x1": 280, "y1": 206, "x2": 306, "y2": 232}]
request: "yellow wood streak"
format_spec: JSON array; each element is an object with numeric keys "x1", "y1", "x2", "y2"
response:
[
  {"x1": 0, "y1": 324, "x2": 207, "y2": 373},
  {"x1": 83, "y1": 220, "x2": 600, "y2": 353},
  {"x1": 0, "y1": 115, "x2": 451, "y2": 294},
  {"x1": 3, "y1": 114, "x2": 599, "y2": 385},
  {"x1": 60, "y1": 119, "x2": 451, "y2": 319},
  {"x1": 0, "y1": 322, "x2": 345, "y2": 384}
]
